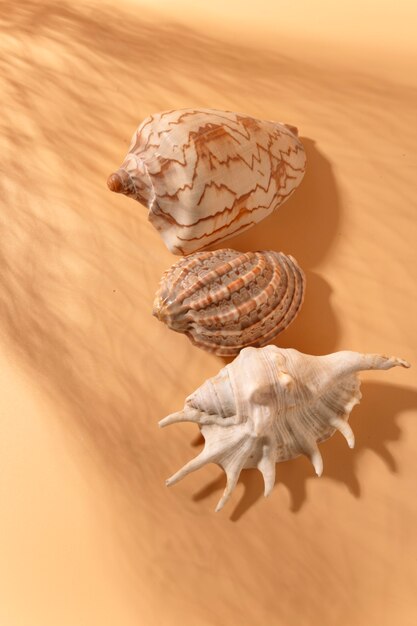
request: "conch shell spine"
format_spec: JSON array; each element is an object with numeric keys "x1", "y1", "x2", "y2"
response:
[{"x1": 160, "y1": 347, "x2": 410, "y2": 511}]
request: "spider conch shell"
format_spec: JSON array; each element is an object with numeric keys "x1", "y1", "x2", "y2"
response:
[
  {"x1": 160, "y1": 346, "x2": 410, "y2": 511},
  {"x1": 153, "y1": 248, "x2": 305, "y2": 355},
  {"x1": 107, "y1": 109, "x2": 306, "y2": 255}
]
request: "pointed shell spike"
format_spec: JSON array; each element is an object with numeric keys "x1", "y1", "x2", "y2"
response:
[
  {"x1": 215, "y1": 467, "x2": 241, "y2": 512},
  {"x1": 166, "y1": 449, "x2": 215, "y2": 487},
  {"x1": 306, "y1": 443, "x2": 324, "y2": 477},
  {"x1": 160, "y1": 346, "x2": 410, "y2": 511},
  {"x1": 107, "y1": 108, "x2": 306, "y2": 255},
  {"x1": 159, "y1": 408, "x2": 201, "y2": 428},
  {"x1": 258, "y1": 452, "x2": 276, "y2": 497},
  {"x1": 329, "y1": 416, "x2": 356, "y2": 448}
]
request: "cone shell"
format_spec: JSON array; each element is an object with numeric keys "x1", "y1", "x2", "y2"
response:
[
  {"x1": 107, "y1": 109, "x2": 306, "y2": 255},
  {"x1": 159, "y1": 346, "x2": 410, "y2": 511},
  {"x1": 153, "y1": 249, "x2": 305, "y2": 356}
]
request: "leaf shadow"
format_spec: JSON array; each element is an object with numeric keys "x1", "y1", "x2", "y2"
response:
[{"x1": 1, "y1": 0, "x2": 416, "y2": 525}]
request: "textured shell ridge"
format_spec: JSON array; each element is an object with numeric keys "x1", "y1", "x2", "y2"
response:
[{"x1": 153, "y1": 248, "x2": 305, "y2": 355}]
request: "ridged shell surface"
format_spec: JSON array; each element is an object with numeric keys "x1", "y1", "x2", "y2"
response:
[
  {"x1": 160, "y1": 346, "x2": 410, "y2": 511},
  {"x1": 107, "y1": 109, "x2": 306, "y2": 255},
  {"x1": 153, "y1": 249, "x2": 305, "y2": 356}
]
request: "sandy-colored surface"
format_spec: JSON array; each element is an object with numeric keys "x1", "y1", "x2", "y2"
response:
[{"x1": 0, "y1": 1, "x2": 416, "y2": 624}]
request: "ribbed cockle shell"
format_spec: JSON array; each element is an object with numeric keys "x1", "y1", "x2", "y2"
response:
[
  {"x1": 153, "y1": 249, "x2": 305, "y2": 356},
  {"x1": 107, "y1": 109, "x2": 306, "y2": 255},
  {"x1": 160, "y1": 346, "x2": 410, "y2": 511}
]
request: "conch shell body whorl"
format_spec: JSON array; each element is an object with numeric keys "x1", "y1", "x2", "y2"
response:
[
  {"x1": 160, "y1": 346, "x2": 410, "y2": 511},
  {"x1": 107, "y1": 109, "x2": 306, "y2": 255},
  {"x1": 153, "y1": 249, "x2": 305, "y2": 356}
]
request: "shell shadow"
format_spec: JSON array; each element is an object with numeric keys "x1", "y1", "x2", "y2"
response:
[
  {"x1": 274, "y1": 269, "x2": 338, "y2": 354},
  {"x1": 226, "y1": 137, "x2": 341, "y2": 270},
  {"x1": 222, "y1": 138, "x2": 342, "y2": 359},
  {"x1": 191, "y1": 381, "x2": 417, "y2": 521}
]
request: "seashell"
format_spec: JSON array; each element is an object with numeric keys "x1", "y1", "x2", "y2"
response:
[
  {"x1": 107, "y1": 109, "x2": 306, "y2": 255},
  {"x1": 160, "y1": 346, "x2": 410, "y2": 511},
  {"x1": 153, "y1": 248, "x2": 305, "y2": 356}
]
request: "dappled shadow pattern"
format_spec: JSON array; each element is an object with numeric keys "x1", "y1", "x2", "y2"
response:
[{"x1": 0, "y1": 0, "x2": 415, "y2": 516}]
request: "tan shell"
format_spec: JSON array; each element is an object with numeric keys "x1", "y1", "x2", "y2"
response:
[
  {"x1": 153, "y1": 249, "x2": 305, "y2": 356},
  {"x1": 160, "y1": 346, "x2": 410, "y2": 511},
  {"x1": 107, "y1": 109, "x2": 306, "y2": 255}
]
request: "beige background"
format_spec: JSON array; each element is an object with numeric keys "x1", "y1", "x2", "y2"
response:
[{"x1": 0, "y1": 1, "x2": 416, "y2": 624}]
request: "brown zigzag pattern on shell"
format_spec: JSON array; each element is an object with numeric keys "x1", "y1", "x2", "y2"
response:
[{"x1": 108, "y1": 109, "x2": 306, "y2": 255}]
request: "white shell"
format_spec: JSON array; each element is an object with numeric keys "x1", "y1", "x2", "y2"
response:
[
  {"x1": 160, "y1": 346, "x2": 410, "y2": 511},
  {"x1": 107, "y1": 109, "x2": 306, "y2": 255}
]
